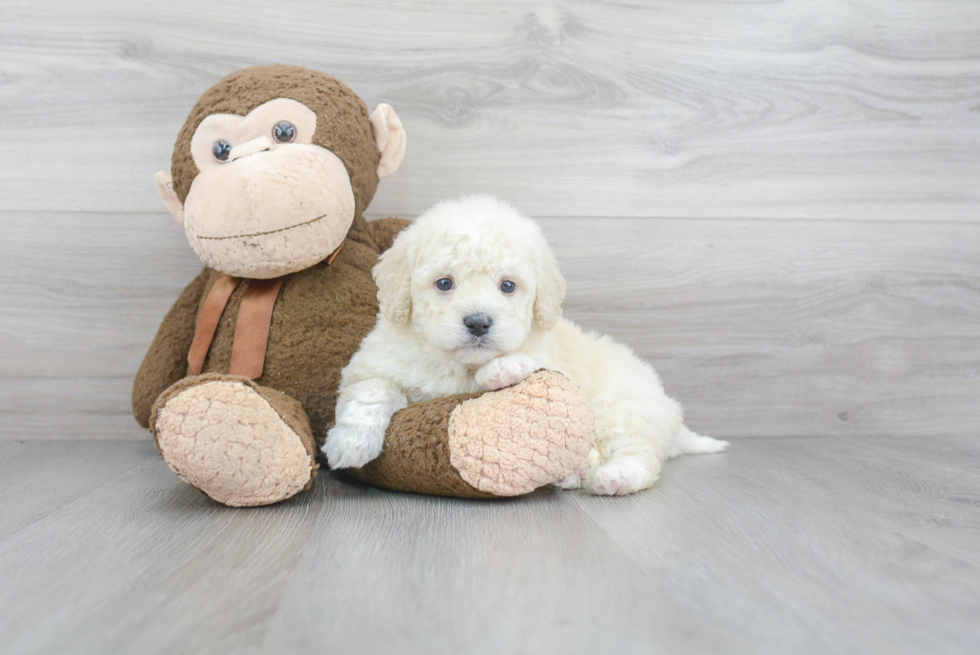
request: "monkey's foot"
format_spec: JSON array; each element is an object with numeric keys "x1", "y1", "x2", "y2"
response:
[
  {"x1": 448, "y1": 370, "x2": 594, "y2": 496},
  {"x1": 150, "y1": 374, "x2": 318, "y2": 507}
]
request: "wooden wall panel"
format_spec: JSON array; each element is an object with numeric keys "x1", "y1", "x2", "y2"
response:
[
  {"x1": 0, "y1": 0, "x2": 977, "y2": 219},
  {"x1": 2, "y1": 212, "x2": 976, "y2": 440},
  {"x1": 1, "y1": 0, "x2": 976, "y2": 441}
]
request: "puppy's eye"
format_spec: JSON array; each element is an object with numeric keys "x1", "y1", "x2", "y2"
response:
[
  {"x1": 500, "y1": 280, "x2": 516, "y2": 294},
  {"x1": 436, "y1": 278, "x2": 454, "y2": 291}
]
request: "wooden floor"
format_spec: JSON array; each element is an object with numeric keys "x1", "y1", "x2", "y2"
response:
[{"x1": 0, "y1": 437, "x2": 976, "y2": 655}]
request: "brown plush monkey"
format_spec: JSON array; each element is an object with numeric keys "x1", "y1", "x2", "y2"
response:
[{"x1": 133, "y1": 65, "x2": 593, "y2": 506}]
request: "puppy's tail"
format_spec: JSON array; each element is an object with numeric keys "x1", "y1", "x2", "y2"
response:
[{"x1": 669, "y1": 425, "x2": 729, "y2": 458}]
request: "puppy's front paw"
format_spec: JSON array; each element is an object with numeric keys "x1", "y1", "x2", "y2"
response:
[
  {"x1": 475, "y1": 353, "x2": 537, "y2": 391},
  {"x1": 323, "y1": 422, "x2": 385, "y2": 469}
]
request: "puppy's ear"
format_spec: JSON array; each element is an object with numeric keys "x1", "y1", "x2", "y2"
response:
[
  {"x1": 533, "y1": 247, "x2": 566, "y2": 331},
  {"x1": 373, "y1": 231, "x2": 413, "y2": 325}
]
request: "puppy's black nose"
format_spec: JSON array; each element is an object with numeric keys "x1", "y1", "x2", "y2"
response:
[{"x1": 463, "y1": 313, "x2": 492, "y2": 337}]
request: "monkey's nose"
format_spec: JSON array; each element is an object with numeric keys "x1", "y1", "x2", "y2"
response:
[
  {"x1": 228, "y1": 136, "x2": 273, "y2": 162},
  {"x1": 463, "y1": 313, "x2": 493, "y2": 337}
]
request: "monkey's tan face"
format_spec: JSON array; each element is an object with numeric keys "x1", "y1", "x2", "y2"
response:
[{"x1": 177, "y1": 98, "x2": 355, "y2": 279}]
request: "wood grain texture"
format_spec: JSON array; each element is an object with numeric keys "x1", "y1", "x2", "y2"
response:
[
  {"x1": 0, "y1": 441, "x2": 152, "y2": 541},
  {"x1": 0, "y1": 0, "x2": 978, "y2": 219},
  {"x1": 0, "y1": 441, "x2": 321, "y2": 655},
  {"x1": 548, "y1": 217, "x2": 980, "y2": 438},
  {"x1": 571, "y1": 435, "x2": 980, "y2": 655},
  {"x1": 2, "y1": 3, "x2": 977, "y2": 652},
  {"x1": 2, "y1": 211, "x2": 976, "y2": 440},
  {"x1": 0, "y1": 437, "x2": 976, "y2": 654}
]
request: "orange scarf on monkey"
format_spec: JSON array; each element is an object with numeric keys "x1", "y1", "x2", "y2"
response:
[{"x1": 186, "y1": 242, "x2": 345, "y2": 379}]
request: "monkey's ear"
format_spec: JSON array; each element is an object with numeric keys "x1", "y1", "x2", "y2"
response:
[
  {"x1": 369, "y1": 104, "x2": 407, "y2": 180},
  {"x1": 155, "y1": 171, "x2": 185, "y2": 225}
]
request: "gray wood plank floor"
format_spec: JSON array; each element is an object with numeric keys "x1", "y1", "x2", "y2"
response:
[{"x1": 0, "y1": 437, "x2": 976, "y2": 655}]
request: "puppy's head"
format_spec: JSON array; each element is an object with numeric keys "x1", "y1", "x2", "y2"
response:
[{"x1": 373, "y1": 194, "x2": 566, "y2": 365}]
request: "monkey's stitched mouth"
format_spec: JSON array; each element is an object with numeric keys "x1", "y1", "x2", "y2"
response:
[{"x1": 194, "y1": 213, "x2": 329, "y2": 241}]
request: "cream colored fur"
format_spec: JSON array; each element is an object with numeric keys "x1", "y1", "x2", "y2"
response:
[{"x1": 325, "y1": 195, "x2": 727, "y2": 495}]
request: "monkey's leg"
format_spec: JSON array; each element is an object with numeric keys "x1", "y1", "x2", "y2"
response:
[
  {"x1": 347, "y1": 371, "x2": 594, "y2": 498},
  {"x1": 132, "y1": 267, "x2": 209, "y2": 429},
  {"x1": 149, "y1": 373, "x2": 317, "y2": 507}
]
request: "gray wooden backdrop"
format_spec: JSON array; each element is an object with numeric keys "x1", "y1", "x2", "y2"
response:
[{"x1": 1, "y1": 0, "x2": 978, "y2": 441}]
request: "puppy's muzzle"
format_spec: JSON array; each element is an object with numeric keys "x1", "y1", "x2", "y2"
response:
[{"x1": 463, "y1": 313, "x2": 492, "y2": 337}]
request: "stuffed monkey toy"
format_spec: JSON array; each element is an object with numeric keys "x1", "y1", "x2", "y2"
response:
[{"x1": 133, "y1": 65, "x2": 594, "y2": 506}]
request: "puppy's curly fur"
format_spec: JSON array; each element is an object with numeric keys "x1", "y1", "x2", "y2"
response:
[{"x1": 325, "y1": 195, "x2": 727, "y2": 495}]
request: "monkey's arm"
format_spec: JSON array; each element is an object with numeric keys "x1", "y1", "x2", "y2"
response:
[
  {"x1": 132, "y1": 268, "x2": 209, "y2": 428},
  {"x1": 345, "y1": 371, "x2": 595, "y2": 498}
]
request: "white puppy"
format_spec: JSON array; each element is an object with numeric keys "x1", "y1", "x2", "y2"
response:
[{"x1": 324, "y1": 195, "x2": 727, "y2": 495}]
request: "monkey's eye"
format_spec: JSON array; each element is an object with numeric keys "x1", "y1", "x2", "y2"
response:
[
  {"x1": 212, "y1": 140, "x2": 232, "y2": 162},
  {"x1": 272, "y1": 121, "x2": 296, "y2": 143},
  {"x1": 436, "y1": 278, "x2": 454, "y2": 291},
  {"x1": 500, "y1": 280, "x2": 516, "y2": 294}
]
